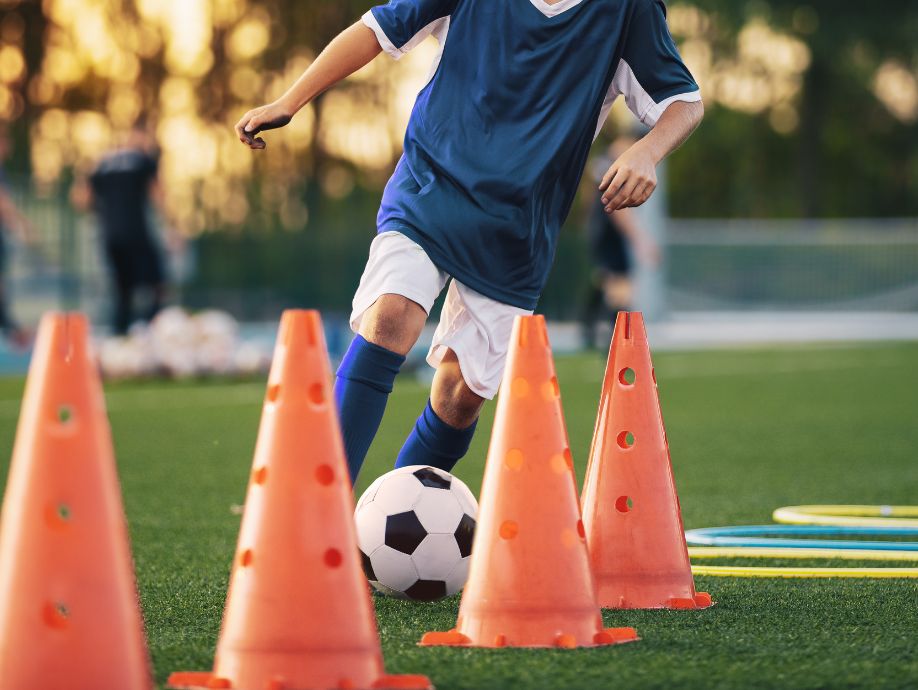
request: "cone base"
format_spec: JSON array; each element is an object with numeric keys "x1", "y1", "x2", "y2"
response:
[
  {"x1": 168, "y1": 671, "x2": 432, "y2": 690},
  {"x1": 599, "y1": 591, "x2": 713, "y2": 610},
  {"x1": 419, "y1": 626, "x2": 639, "y2": 649}
]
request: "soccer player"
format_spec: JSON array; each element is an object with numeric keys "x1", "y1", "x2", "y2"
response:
[
  {"x1": 75, "y1": 124, "x2": 168, "y2": 335},
  {"x1": 235, "y1": 0, "x2": 703, "y2": 482}
]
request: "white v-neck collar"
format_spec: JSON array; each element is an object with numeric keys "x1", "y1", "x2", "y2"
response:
[{"x1": 528, "y1": 0, "x2": 587, "y2": 18}]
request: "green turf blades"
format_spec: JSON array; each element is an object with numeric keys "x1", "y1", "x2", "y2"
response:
[{"x1": 0, "y1": 342, "x2": 913, "y2": 688}]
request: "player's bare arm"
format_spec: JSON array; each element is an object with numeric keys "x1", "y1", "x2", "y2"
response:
[
  {"x1": 235, "y1": 22, "x2": 382, "y2": 149},
  {"x1": 599, "y1": 99, "x2": 704, "y2": 213}
]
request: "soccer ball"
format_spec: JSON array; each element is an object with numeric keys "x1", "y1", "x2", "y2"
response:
[{"x1": 354, "y1": 465, "x2": 478, "y2": 601}]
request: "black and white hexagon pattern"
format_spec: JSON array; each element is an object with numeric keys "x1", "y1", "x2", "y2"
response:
[{"x1": 354, "y1": 465, "x2": 478, "y2": 601}]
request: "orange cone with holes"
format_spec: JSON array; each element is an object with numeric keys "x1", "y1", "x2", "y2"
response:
[
  {"x1": 421, "y1": 315, "x2": 638, "y2": 649},
  {"x1": 581, "y1": 312, "x2": 711, "y2": 609},
  {"x1": 169, "y1": 310, "x2": 430, "y2": 690},
  {"x1": 0, "y1": 313, "x2": 152, "y2": 690}
]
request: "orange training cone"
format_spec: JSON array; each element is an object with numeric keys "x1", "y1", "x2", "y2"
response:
[
  {"x1": 169, "y1": 310, "x2": 430, "y2": 690},
  {"x1": 0, "y1": 313, "x2": 152, "y2": 690},
  {"x1": 581, "y1": 312, "x2": 711, "y2": 609},
  {"x1": 421, "y1": 315, "x2": 638, "y2": 648}
]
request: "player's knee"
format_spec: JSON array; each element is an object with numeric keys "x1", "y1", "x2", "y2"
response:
[
  {"x1": 433, "y1": 360, "x2": 484, "y2": 429},
  {"x1": 360, "y1": 294, "x2": 426, "y2": 355}
]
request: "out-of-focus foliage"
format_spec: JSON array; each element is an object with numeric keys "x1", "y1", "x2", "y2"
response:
[
  {"x1": 668, "y1": 0, "x2": 918, "y2": 217},
  {"x1": 1, "y1": 0, "x2": 441, "y2": 234},
  {"x1": 0, "y1": 0, "x2": 915, "y2": 226}
]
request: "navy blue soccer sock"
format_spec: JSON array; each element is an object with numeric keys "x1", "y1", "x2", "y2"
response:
[
  {"x1": 334, "y1": 335, "x2": 406, "y2": 482},
  {"x1": 395, "y1": 399, "x2": 478, "y2": 473}
]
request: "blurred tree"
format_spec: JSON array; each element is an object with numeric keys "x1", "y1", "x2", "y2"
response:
[
  {"x1": 2, "y1": 0, "x2": 915, "y2": 222},
  {"x1": 669, "y1": 0, "x2": 918, "y2": 217},
  {"x1": 0, "y1": 0, "x2": 915, "y2": 318}
]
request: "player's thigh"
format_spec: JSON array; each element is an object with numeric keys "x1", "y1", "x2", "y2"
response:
[
  {"x1": 350, "y1": 231, "x2": 448, "y2": 354},
  {"x1": 427, "y1": 281, "x2": 532, "y2": 400}
]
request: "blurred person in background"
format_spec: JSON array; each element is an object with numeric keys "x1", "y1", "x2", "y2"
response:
[
  {"x1": 0, "y1": 127, "x2": 36, "y2": 348},
  {"x1": 72, "y1": 121, "x2": 172, "y2": 335},
  {"x1": 582, "y1": 135, "x2": 660, "y2": 350}
]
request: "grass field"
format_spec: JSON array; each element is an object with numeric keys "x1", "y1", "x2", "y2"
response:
[{"x1": 1, "y1": 341, "x2": 917, "y2": 689}]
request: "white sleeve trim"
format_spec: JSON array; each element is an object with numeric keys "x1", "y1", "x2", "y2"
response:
[
  {"x1": 593, "y1": 79, "x2": 620, "y2": 140},
  {"x1": 420, "y1": 18, "x2": 451, "y2": 87},
  {"x1": 611, "y1": 59, "x2": 701, "y2": 128},
  {"x1": 404, "y1": 17, "x2": 449, "y2": 54},
  {"x1": 651, "y1": 90, "x2": 702, "y2": 123},
  {"x1": 362, "y1": 10, "x2": 402, "y2": 60},
  {"x1": 362, "y1": 11, "x2": 450, "y2": 62}
]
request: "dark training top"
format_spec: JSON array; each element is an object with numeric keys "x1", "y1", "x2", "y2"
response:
[
  {"x1": 89, "y1": 148, "x2": 159, "y2": 247},
  {"x1": 364, "y1": 0, "x2": 698, "y2": 309}
]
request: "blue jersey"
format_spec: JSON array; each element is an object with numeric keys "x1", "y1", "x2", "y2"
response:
[{"x1": 364, "y1": 0, "x2": 698, "y2": 309}]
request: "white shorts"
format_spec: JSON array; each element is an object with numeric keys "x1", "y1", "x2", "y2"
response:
[{"x1": 349, "y1": 231, "x2": 532, "y2": 399}]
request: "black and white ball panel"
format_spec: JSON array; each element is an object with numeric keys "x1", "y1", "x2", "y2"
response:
[
  {"x1": 385, "y1": 511, "x2": 427, "y2": 554},
  {"x1": 413, "y1": 533, "x2": 462, "y2": 580},
  {"x1": 367, "y1": 547, "x2": 418, "y2": 593},
  {"x1": 405, "y1": 579, "x2": 447, "y2": 602},
  {"x1": 354, "y1": 465, "x2": 478, "y2": 601},
  {"x1": 370, "y1": 473, "x2": 425, "y2": 514},
  {"x1": 412, "y1": 467, "x2": 452, "y2": 489},
  {"x1": 454, "y1": 513, "x2": 475, "y2": 558},
  {"x1": 414, "y1": 486, "x2": 464, "y2": 533},
  {"x1": 448, "y1": 476, "x2": 478, "y2": 517}
]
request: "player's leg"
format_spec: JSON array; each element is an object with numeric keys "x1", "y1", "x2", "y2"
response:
[
  {"x1": 394, "y1": 348, "x2": 483, "y2": 472},
  {"x1": 141, "y1": 244, "x2": 167, "y2": 323},
  {"x1": 0, "y1": 283, "x2": 20, "y2": 342},
  {"x1": 358, "y1": 294, "x2": 426, "y2": 354},
  {"x1": 580, "y1": 268, "x2": 606, "y2": 350},
  {"x1": 335, "y1": 232, "x2": 447, "y2": 482},
  {"x1": 147, "y1": 283, "x2": 165, "y2": 321},
  {"x1": 0, "y1": 238, "x2": 29, "y2": 348},
  {"x1": 106, "y1": 244, "x2": 134, "y2": 335},
  {"x1": 601, "y1": 272, "x2": 632, "y2": 322},
  {"x1": 0, "y1": 237, "x2": 16, "y2": 335},
  {"x1": 601, "y1": 228, "x2": 633, "y2": 326},
  {"x1": 396, "y1": 280, "x2": 532, "y2": 472},
  {"x1": 430, "y1": 349, "x2": 485, "y2": 428},
  {"x1": 336, "y1": 294, "x2": 425, "y2": 481}
]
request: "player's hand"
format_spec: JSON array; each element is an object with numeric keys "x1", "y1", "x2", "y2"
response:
[
  {"x1": 598, "y1": 142, "x2": 658, "y2": 212},
  {"x1": 235, "y1": 101, "x2": 294, "y2": 150}
]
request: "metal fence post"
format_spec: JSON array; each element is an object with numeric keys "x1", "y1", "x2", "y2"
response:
[
  {"x1": 58, "y1": 182, "x2": 79, "y2": 311},
  {"x1": 633, "y1": 158, "x2": 668, "y2": 321}
]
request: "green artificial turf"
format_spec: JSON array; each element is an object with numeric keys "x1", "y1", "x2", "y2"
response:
[{"x1": 0, "y1": 341, "x2": 916, "y2": 689}]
